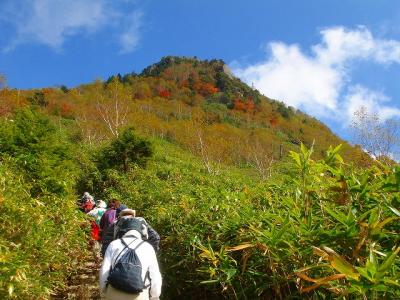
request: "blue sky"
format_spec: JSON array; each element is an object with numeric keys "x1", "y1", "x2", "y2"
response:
[{"x1": 1, "y1": 0, "x2": 400, "y2": 147}]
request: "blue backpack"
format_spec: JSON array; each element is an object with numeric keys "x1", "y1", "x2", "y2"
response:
[{"x1": 107, "y1": 237, "x2": 149, "y2": 293}]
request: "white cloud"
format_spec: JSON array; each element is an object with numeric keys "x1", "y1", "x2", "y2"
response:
[
  {"x1": 233, "y1": 26, "x2": 400, "y2": 123},
  {"x1": 0, "y1": 0, "x2": 143, "y2": 53},
  {"x1": 119, "y1": 11, "x2": 143, "y2": 54},
  {"x1": 314, "y1": 26, "x2": 400, "y2": 65},
  {"x1": 344, "y1": 86, "x2": 400, "y2": 121},
  {"x1": 235, "y1": 42, "x2": 341, "y2": 117}
]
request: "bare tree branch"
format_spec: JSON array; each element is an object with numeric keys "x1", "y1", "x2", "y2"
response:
[
  {"x1": 351, "y1": 106, "x2": 399, "y2": 162},
  {"x1": 96, "y1": 78, "x2": 130, "y2": 137}
]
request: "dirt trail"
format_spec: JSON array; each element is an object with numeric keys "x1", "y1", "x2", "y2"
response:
[{"x1": 52, "y1": 259, "x2": 101, "y2": 299}]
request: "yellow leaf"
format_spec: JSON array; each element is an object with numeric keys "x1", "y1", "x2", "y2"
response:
[
  {"x1": 241, "y1": 251, "x2": 252, "y2": 273},
  {"x1": 296, "y1": 272, "x2": 318, "y2": 283},
  {"x1": 256, "y1": 243, "x2": 269, "y2": 252},
  {"x1": 300, "y1": 274, "x2": 346, "y2": 293},
  {"x1": 322, "y1": 247, "x2": 360, "y2": 281},
  {"x1": 8, "y1": 284, "x2": 14, "y2": 297},
  {"x1": 225, "y1": 243, "x2": 254, "y2": 252},
  {"x1": 374, "y1": 217, "x2": 398, "y2": 230}
]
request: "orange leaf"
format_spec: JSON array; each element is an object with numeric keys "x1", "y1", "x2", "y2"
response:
[
  {"x1": 296, "y1": 272, "x2": 318, "y2": 283},
  {"x1": 256, "y1": 243, "x2": 269, "y2": 252}
]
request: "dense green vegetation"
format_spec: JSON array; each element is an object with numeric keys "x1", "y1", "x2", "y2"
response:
[
  {"x1": 82, "y1": 139, "x2": 400, "y2": 299},
  {"x1": 0, "y1": 109, "x2": 88, "y2": 299},
  {"x1": 0, "y1": 106, "x2": 399, "y2": 299},
  {"x1": 0, "y1": 57, "x2": 398, "y2": 299}
]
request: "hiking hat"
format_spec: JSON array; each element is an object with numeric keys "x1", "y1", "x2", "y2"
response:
[
  {"x1": 119, "y1": 208, "x2": 136, "y2": 218},
  {"x1": 116, "y1": 217, "x2": 143, "y2": 238},
  {"x1": 82, "y1": 192, "x2": 92, "y2": 199},
  {"x1": 82, "y1": 192, "x2": 94, "y2": 204}
]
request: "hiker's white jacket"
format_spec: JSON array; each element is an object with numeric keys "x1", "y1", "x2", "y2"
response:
[{"x1": 99, "y1": 230, "x2": 162, "y2": 299}]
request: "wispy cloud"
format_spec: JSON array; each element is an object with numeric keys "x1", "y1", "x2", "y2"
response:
[
  {"x1": 0, "y1": 0, "x2": 143, "y2": 53},
  {"x1": 232, "y1": 26, "x2": 400, "y2": 124},
  {"x1": 119, "y1": 11, "x2": 143, "y2": 54},
  {"x1": 344, "y1": 85, "x2": 400, "y2": 121}
]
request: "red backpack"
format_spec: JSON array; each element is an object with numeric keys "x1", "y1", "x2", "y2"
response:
[{"x1": 82, "y1": 200, "x2": 94, "y2": 213}]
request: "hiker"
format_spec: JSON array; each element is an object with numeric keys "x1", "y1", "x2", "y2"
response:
[
  {"x1": 101, "y1": 205, "x2": 129, "y2": 257},
  {"x1": 87, "y1": 200, "x2": 107, "y2": 260},
  {"x1": 100, "y1": 200, "x2": 127, "y2": 255},
  {"x1": 100, "y1": 199, "x2": 119, "y2": 235},
  {"x1": 116, "y1": 209, "x2": 160, "y2": 252},
  {"x1": 99, "y1": 218, "x2": 162, "y2": 300},
  {"x1": 87, "y1": 200, "x2": 107, "y2": 225},
  {"x1": 101, "y1": 208, "x2": 160, "y2": 257},
  {"x1": 78, "y1": 192, "x2": 95, "y2": 213},
  {"x1": 81, "y1": 192, "x2": 95, "y2": 205}
]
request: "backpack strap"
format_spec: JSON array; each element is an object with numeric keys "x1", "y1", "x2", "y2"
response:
[
  {"x1": 133, "y1": 241, "x2": 151, "y2": 289},
  {"x1": 111, "y1": 237, "x2": 136, "y2": 270},
  {"x1": 131, "y1": 241, "x2": 150, "y2": 289}
]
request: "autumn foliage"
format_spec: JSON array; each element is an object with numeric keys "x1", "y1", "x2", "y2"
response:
[
  {"x1": 0, "y1": 56, "x2": 371, "y2": 168},
  {"x1": 158, "y1": 89, "x2": 170, "y2": 98},
  {"x1": 193, "y1": 82, "x2": 219, "y2": 96},
  {"x1": 233, "y1": 98, "x2": 255, "y2": 112}
]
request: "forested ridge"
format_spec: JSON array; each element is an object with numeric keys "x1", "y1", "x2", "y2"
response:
[{"x1": 0, "y1": 57, "x2": 399, "y2": 299}]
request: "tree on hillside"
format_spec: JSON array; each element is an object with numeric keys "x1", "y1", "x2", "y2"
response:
[
  {"x1": 351, "y1": 106, "x2": 399, "y2": 162},
  {"x1": 0, "y1": 76, "x2": 25, "y2": 117},
  {"x1": 75, "y1": 108, "x2": 105, "y2": 145},
  {"x1": 96, "y1": 78, "x2": 130, "y2": 137},
  {"x1": 196, "y1": 127, "x2": 213, "y2": 173},
  {"x1": 245, "y1": 139, "x2": 275, "y2": 179},
  {"x1": 73, "y1": 82, "x2": 103, "y2": 145},
  {"x1": 98, "y1": 127, "x2": 153, "y2": 173}
]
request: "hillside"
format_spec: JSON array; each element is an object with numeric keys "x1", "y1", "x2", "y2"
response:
[
  {"x1": 1, "y1": 117, "x2": 399, "y2": 298},
  {"x1": 2, "y1": 57, "x2": 399, "y2": 300},
  {"x1": 0, "y1": 56, "x2": 370, "y2": 174}
]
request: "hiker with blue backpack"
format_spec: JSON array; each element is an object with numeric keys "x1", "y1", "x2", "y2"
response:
[
  {"x1": 99, "y1": 217, "x2": 162, "y2": 300},
  {"x1": 101, "y1": 208, "x2": 160, "y2": 257}
]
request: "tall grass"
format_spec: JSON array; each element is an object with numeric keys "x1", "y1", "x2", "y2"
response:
[
  {"x1": 0, "y1": 109, "x2": 90, "y2": 299},
  {"x1": 87, "y1": 140, "x2": 399, "y2": 299},
  {"x1": 0, "y1": 157, "x2": 88, "y2": 299}
]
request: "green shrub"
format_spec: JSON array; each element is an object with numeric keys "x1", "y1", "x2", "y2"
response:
[
  {"x1": 0, "y1": 108, "x2": 90, "y2": 299},
  {"x1": 0, "y1": 108, "x2": 78, "y2": 197},
  {"x1": 3, "y1": 108, "x2": 398, "y2": 299},
  {"x1": 98, "y1": 127, "x2": 153, "y2": 173}
]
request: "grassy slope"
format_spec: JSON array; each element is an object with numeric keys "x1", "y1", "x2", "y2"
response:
[
  {"x1": 105, "y1": 138, "x2": 267, "y2": 298},
  {"x1": 1, "y1": 128, "x2": 399, "y2": 299},
  {"x1": 0, "y1": 157, "x2": 89, "y2": 299},
  {"x1": 113, "y1": 138, "x2": 400, "y2": 299}
]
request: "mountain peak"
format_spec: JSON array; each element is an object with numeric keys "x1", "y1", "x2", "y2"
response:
[{"x1": 138, "y1": 56, "x2": 261, "y2": 109}]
